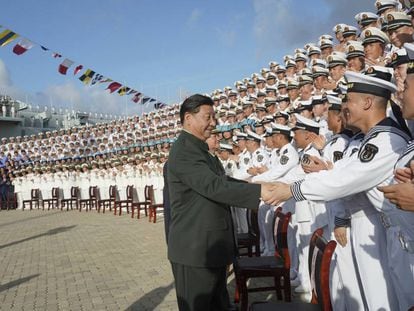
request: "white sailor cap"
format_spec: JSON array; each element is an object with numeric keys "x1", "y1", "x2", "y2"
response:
[
  {"x1": 333, "y1": 23, "x2": 347, "y2": 33},
  {"x1": 326, "y1": 52, "x2": 348, "y2": 68},
  {"x1": 402, "y1": 43, "x2": 414, "y2": 74},
  {"x1": 295, "y1": 52, "x2": 308, "y2": 62},
  {"x1": 298, "y1": 75, "x2": 314, "y2": 87},
  {"x1": 375, "y1": 0, "x2": 399, "y2": 15},
  {"x1": 388, "y1": 47, "x2": 410, "y2": 68},
  {"x1": 246, "y1": 130, "x2": 263, "y2": 142},
  {"x1": 295, "y1": 48, "x2": 307, "y2": 55},
  {"x1": 283, "y1": 55, "x2": 295, "y2": 62},
  {"x1": 219, "y1": 143, "x2": 233, "y2": 151},
  {"x1": 311, "y1": 59, "x2": 327, "y2": 68},
  {"x1": 344, "y1": 68, "x2": 396, "y2": 99},
  {"x1": 269, "y1": 61, "x2": 279, "y2": 68},
  {"x1": 295, "y1": 100, "x2": 313, "y2": 112},
  {"x1": 385, "y1": 12, "x2": 413, "y2": 31},
  {"x1": 346, "y1": 41, "x2": 365, "y2": 59},
  {"x1": 275, "y1": 65, "x2": 286, "y2": 74},
  {"x1": 271, "y1": 123, "x2": 292, "y2": 136},
  {"x1": 319, "y1": 39, "x2": 333, "y2": 50},
  {"x1": 285, "y1": 59, "x2": 297, "y2": 68},
  {"x1": 361, "y1": 27, "x2": 390, "y2": 45},
  {"x1": 307, "y1": 45, "x2": 321, "y2": 56},
  {"x1": 286, "y1": 79, "x2": 299, "y2": 90},
  {"x1": 234, "y1": 131, "x2": 248, "y2": 139},
  {"x1": 274, "y1": 110, "x2": 290, "y2": 119},
  {"x1": 266, "y1": 72, "x2": 277, "y2": 80},
  {"x1": 266, "y1": 87, "x2": 277, "y2": 95},
  {"x1": 261, "y1": 68, "x2": 270, "y2": 75},
  {"x1": 277, "y1": 80, "x2": 287, "y2": 89},
  {"x1": 256, "y1": 76, "x2": 266, "y2": 83},
  {"x1": 311, "y1": 95, "x2": 326, "y2": 106},
  {"x1": 299, "y1": 68, "x2": 313, "y2": 77},
  {"x1": 342, "y1": 25, "x2": 359, "y2": 38},
  {"x1": 292, "y1": 114, "x2": 320, "y2": 134},
  {"x1": 355, "y1": 12, "x2": 379, "y2": 27},
  {"x1": 312, "y1": 66, "x2": 330, "y2": 78},
  {"x1": 319, "y1": 34, "x2": 334, "y2": 41},
  {"x1": 327, "y1": 95, "x2": 343, "y2": 111}
]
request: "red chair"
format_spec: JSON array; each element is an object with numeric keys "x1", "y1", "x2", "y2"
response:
[
  {"x1": 237, "y1": 209, "x2": 261, "y2": 257},
  {"x1": 79, "y1": 186, "x2": 99, "y2": 212},
  {"x1": 146, "y1": 185, "x2": 164, "y2": 223},
  {"x1": 43, "y1": 187, "x2": 60, "y2": 210},
  {"x1": 114, "y1": 185, "x2": 133, "y2": 216},
  {"x1": 22, "y1": 189, "x2": 41, "y2": 210},
  {"x1": 61, "y1": 186, "x2": 79, "y2": 211},
  {"x1": 235, "y1": 208, "x2": 292, "y2": 311},
  {"x1": 131, "y1": 186, "x2": 150, "y2": 219},
  {"x1": 98, "y1": 185, "x2": 116, "y2": 214},
  {"x1": 250, "y1": 228, "x2": 337, "y2": 311}
]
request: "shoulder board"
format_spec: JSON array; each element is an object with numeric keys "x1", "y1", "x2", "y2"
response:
[{"x1": 283, "y1": 148, "x2": 288, "y2": 154}]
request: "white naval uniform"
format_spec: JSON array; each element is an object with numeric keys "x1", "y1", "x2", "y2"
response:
[
  {"x1": 380, "y1": 141, "x2": 414, "y2": 311},
  {"x1": 231, "y1": 149, "x2": 252, "y2": 234},
  {"x1": 326, "y1": 132, "x2": 366, "y2": 311},
  {"x1": 252, "y1": 143, "x2": 299, "y2": 256},
  {"x1": 291, "y1": 118, "x2": 409, "y2": 310}
]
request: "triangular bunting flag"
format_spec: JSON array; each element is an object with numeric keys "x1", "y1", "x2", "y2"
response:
[
  {"x1": 131, "y1": 93, "x2": 142, "y2": 103},
  {"x1": 12, "y1": 38, "x2": 34, "y2": 55},
  {"x1": 52, "y1": 52, "x2": 62, "y2": 58},
  {"x1": 58, "y1": 58, "x2": 74, "y2": 75},
  {"x1": 142, "y1": 96, "x2": 151, "y2": 105},
  {"x1": 0, "y1": 29, "x2": 19, "y2": 47},
  {"x1": 127, "y1": 89, "x2": 138, "y2": 95},
  {"x1": 106, "y1": 82, "x2": 122, "y2": 93},
  {"x1": 78, "y1": 69, "x2": 95, "y2": 85},
  {"x1": 91, "y1": 74, "x2": 104, "y2": 85},
  {"x1": 74, "y1": 65, "x2": 83, "y2": 75},
  {"x1": 40, "y1": 46, "x2": 49, "y2": 51},
  {"x1": 99, "y1": 78, "x2": 112, "y2": 84},
  {"x1": 118, "y1": 87, "x2": 131, "y2": 96}
]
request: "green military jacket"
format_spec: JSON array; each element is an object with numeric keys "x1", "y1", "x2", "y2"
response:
[{"x1": 167, "y1": 130, "x2": 261, "y2": 267}]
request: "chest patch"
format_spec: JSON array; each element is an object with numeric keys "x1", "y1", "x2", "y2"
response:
[
  {"x1": 257, "y1": 154, "x2": 264, "y2": 162},
  {"x1": 333, "y1": 151, "x2": 343, "y2": 162},
  {"x1": 359, "y1": 143, "x2": 378, "y2": 163},
  {"x1": 280, "y1": 155, "x2": 289, "y2": 165}
]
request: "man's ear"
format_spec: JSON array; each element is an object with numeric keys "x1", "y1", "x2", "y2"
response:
[
  {"x1": 184, "y1": 112, "x2": 192, "y2": 125},
  {"x1": 363, "y1": 96, "x2": 373, "y2": 111}
]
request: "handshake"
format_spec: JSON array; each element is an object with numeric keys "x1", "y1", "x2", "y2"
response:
[{"x1": 260, "y1": 182, "x2": 292, "y2": 206}]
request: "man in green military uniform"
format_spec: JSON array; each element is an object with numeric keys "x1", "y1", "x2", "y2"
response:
[{"x1": 168, "y1": 94, "x2": 274, "y2": 310}]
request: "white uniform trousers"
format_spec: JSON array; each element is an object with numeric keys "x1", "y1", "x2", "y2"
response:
[
  {"x1": 258, "y1": 203, "x2": 275, "y2": 255},
  {"x1": 351, "y1": 212, "x2": 398, "y2": 311}
]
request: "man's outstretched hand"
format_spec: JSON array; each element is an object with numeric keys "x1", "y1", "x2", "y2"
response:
[{"x1": 260, "y1": 182, "x2": 292, "y2": 206}]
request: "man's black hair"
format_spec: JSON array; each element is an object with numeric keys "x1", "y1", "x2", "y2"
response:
[{"x1": 180, "y1": 94, "x2": 214, "y2": 124}]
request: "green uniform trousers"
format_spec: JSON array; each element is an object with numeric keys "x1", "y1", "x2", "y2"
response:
[{"x1": 171, "y1": 262, "x2": 231, "y2": 311}]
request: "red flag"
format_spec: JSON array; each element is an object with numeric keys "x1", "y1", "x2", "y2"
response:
[
  {"x1": 131, "y1": 93, "x2": 142, "y2": 103},
  {"x1": 106, "y1": 82, "x2": 122, "y2": 93},
  {"x1": 58, "y1": 58, "x2": 74, "y2": 75},
  {"x1": 74, "y1": 65, "x2": 83, "y2": 75},
  {"x1": 13, "y1": 38, "x2": 33, "y2": 55}
]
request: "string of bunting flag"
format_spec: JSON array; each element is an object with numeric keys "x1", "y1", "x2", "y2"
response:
[{"x1": 0, "y1": 25, "x2": 165, "y2": 107}]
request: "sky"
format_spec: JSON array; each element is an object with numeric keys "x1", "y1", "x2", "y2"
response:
[{"x1": 0, "y1": 0, "x2": 374, "y2": 116}]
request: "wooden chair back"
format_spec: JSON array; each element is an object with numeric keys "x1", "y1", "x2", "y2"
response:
[
  {"x1": 308, "y1": 228, "x2": 337, "y2": 311},
  {"x1": 273, "y1": 208, "x2": 292, "y2": 269}
]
